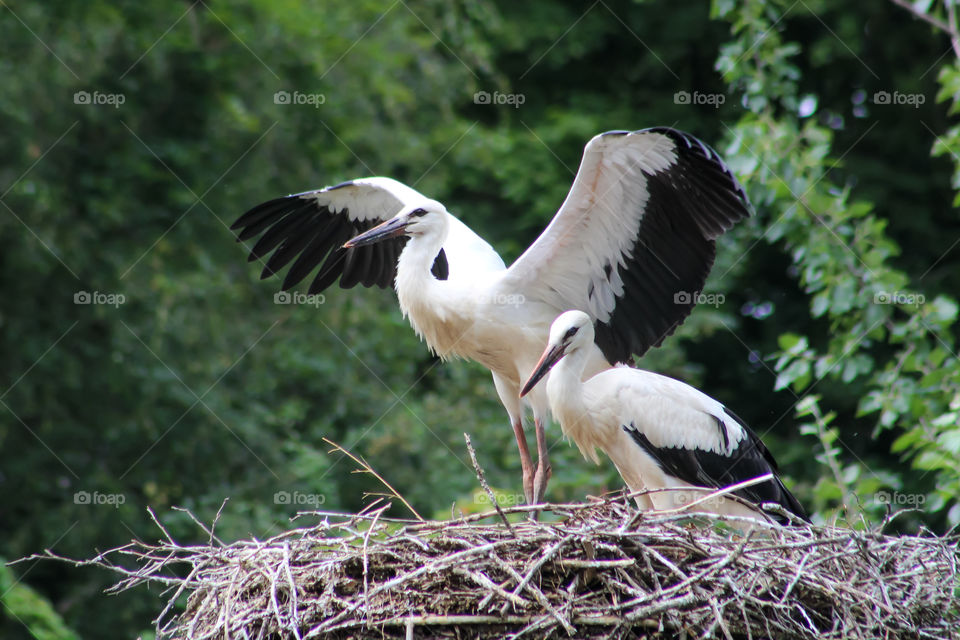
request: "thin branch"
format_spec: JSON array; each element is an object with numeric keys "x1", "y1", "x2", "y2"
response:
[
  {"x1": 890, "y1": 0, "x2": 960, "y2": 58},
  {"x1": 464, "y1": 432, "x2": 516, "y2": 538},
  {"x1": 322, "y1": 436, "x2": 423, "y2": 521}
]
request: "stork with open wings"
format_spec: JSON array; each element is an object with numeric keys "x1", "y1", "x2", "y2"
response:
[{"x1": 232, "y1": 128, "x2": 751, "y2": 506}]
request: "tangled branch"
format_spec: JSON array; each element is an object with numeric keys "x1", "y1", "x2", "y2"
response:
[{"x1": 28, "y1": 496, "x2": 958, "y2": 639}]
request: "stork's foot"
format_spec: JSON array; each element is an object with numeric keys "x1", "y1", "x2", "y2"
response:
[
  {"x1": 533, "y1": 457, "x2": 552, "y2": 505},
  {"x1": 525, "y1": 460, "x2": 552, "y2": 521},
  {"x1": 520, "y1": 465, "x2": 535, "y2": 508},
  {"x1": 527, "y1": 417, "x2": 552, "y2": 521}
]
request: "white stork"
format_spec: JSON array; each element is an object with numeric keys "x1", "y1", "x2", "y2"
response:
[
  {"x1": 231, "y1": 128, "x2": 751, "y2": 506},
  {"x1": 520, "y1": 310, "x2": 808, "y2": 523}
]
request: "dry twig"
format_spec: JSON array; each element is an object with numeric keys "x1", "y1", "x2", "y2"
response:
[
  {"x1": 464, "y1": 432, "x2": 516, "y2": 537},
  {"x1": 321, "y1": 437, "x2": 423, "y2": 521}
]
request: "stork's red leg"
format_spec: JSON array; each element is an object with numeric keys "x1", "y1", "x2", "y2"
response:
[
  {"x1": 511, "y1": 418, "x2": 535, "y2": 506},
  {"x1": 532, "y1": 417, "x2": 552, "y2": 505}
]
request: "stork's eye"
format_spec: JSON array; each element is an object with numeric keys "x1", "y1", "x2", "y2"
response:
[
  {"x1": 564, "y1": 326, "x2": 579, "y2": 340},
  {"x1": 410, "y1": 208, "x2": 428, "y2": 217}
]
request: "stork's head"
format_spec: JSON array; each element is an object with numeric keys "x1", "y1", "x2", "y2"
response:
[
  {"x1": 520, "y1": 310, "x2": 594, "y2": 397},
  {"x1": 343, "y1": 200, "x2": 448, "y2": 248}
]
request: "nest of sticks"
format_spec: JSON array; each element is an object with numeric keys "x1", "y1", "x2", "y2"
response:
[
  {"x1": 29, "y1": 438, "x2": 959, "y2": 639},
  {"x1": 39, "y1": 489, "x2": 959, "y2": 640}
]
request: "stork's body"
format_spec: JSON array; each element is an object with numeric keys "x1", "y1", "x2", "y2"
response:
[
  {"x1": 232, "y1": 128, "x2": 752, "y2": 505},
  {"x1": 521, "y1": 311, "x2": 808, "y2": 523},
  {"x1": 346, "y1": 196, "x2": 611, "y2": 502}
]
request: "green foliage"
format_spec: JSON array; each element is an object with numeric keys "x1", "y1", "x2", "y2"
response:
[
  {"x1": 714, "y1": 0, "x2": 960, "y2": 527},
  {"x1": 0, "y1": 562, "x2": 80, "y2": 640},
  {"x1": 2, "y1": 0, "x2": 959, "y2": 637}
]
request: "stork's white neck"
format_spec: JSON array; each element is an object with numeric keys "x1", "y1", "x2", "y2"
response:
[
  {"x1": 546, "y1": 346, "x2": 604, "y2": 463},
  {"x1": 395, "y1": 225, "x2": 461, "y2": 358}
]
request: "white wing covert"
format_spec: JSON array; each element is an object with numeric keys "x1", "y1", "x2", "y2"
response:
[
  {"x1": 613, "y1": 377, "x2": 807, "y2": 520},
  {"x1": 504, "y1": 128, "x2": 751, "y2": 363}
]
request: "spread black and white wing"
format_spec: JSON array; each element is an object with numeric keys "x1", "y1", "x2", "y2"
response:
[
  {"x1": 231, "y1": 177, "x2": 502, "y2": 293},
  {"x1": 504, "y1": 128, "x2": 751, "y2": 363}
]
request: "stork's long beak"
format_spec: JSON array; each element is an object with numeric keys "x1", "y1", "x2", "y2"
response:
[
  {"x1": 343, "y1": 215, "x2": 410, "y2": 248},
  {"x1": 520, "y1": 342, "x2": 567, "y2": 398}
]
